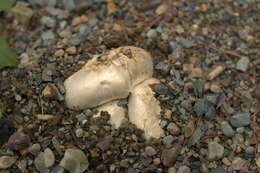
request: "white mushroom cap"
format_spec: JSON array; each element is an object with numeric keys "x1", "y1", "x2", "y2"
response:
[
  {"x1": 64, "y1": 46, "x2": 153, "y2": 110},
  {"x1": 128, "y1": 78, "x2": 164, "y2": 139},
  {"x1": 94, "y1": 100, "x2": 126, "y2": 129}
]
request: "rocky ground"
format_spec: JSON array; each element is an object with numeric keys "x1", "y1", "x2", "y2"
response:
[{"x1": 0, "y1": 0, "x2": 259, "y2": 173}]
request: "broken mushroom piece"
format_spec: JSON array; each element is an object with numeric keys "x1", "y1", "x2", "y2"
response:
[
  {"x1": 94, "y1": 100, "x2": 126, "y2": 129},
  {"x1": 128, "y1": 78, "x2": 164, "y2": 139},
  {"x1": 64, "y1": 46, "x2": 153, "y2": 110}
]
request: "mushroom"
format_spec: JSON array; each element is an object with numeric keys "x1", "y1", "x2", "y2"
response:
[
  {"x1": 64, "y1": 46, "x2": 164, "y2": 139},
  {"x1": 94, "y1": 100, "x2": 126, "y2": 129},
  {"x1": 128, "y1": 78, "x2": 164, "y2": 139},
  {"x1": 64, "y1": 46, "x2": 153, "y2": 110}
]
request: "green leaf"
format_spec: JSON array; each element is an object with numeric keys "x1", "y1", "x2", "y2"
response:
[
  {"x1": 0, "y1": 38, "x2": 19, "y2": 69},
  {"x1": 0, "y1": 0, "x2": 16, "y2": 11}
]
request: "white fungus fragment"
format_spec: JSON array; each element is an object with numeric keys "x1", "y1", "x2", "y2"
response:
[
  {"x1": 128, "y1": 78, "x2": 164, "y2": 139},
  {"x1": 64, "y1": 46, "x2": 153, "y2": 110},
  {"x1": 94, "y1": 100, "x2": 126, "y2": 129}
]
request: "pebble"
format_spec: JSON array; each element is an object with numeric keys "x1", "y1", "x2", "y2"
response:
[
  {"x1": 75, "y1": 128, "x2": 84, "y2": 138},
  {"x1": 208, "y1": 141, "x2": 224, "y2": 161},
  {"x1": 168, "y1": 167, "x2": 177, "y2": 173},
  {"x1": 41, "y1": 16, "x2": 56, "y2": 28},
  {"x1": 96, "y1": 136, "x2": 113, "y2": 151},
  {"x1": 236, "y1": 56, "x2": 250, "y2": 72},
  {"x1": 60, "y1": 149, "x2": 88, "y2": 173},
  {"x1": 167, "y1": 122, "x2": 180, "y2": 135},
  {"x1": 66, "y1": 46, "x2": 77, "y2": 55},
  {"x1": 209, "y1": 166, "x2": 228, "y2": 173},
  {"x1": 161, "y1": 145, "x2": 181, "y2": 166},
  {"x1": 28, "y1": 143, "x2": 41, "y2": 156},
  {"x1": 42, "y1": 83, "x2": 64, "y2": 101},
  {"x1": 0, "y1": 119, "x2": 15, "y2": 144},
  {"x1": 177, "y1": 166, "x2": 191, "y2": 173},
  {"x1": 54, "y1": 49, "x2": 65, "y2": 58},
  {"x1": 44, "y1": 148, "x2": 55, "y2": 168},
  {"x1": 7, "y1": 131, "x2": 30, "y2": 151},
  {"x1": 0, "y1": 156, "x2": 17, "y2": 169},
  {"x1": 162, "y1": 135, "x2": 174, "y2": 145},
  {"x1": 221, "y1": 121, "x2": 234, "y2": 137},
  {"x1": 155, "y1": 62, "x2": 170, "y2": 74},
  {"x1": 254, "y1": 84, "x2": 260, "y2": 99},
  {"x1": 34, "y1": 152, "x2": 50, "y2": 173},
  {"x1": 230, "y1": 112, "x2": 250, "y2": 127},
  {"x1": 193, "y1": 99, "x2": 212, "y2": 117},
  {"x1": 231, "y1": 157, "x2": 247, "y2": 170},
  {"x1": 50, "y1": 165, "x2": 65, "y2": 173},
  {"x1": 146, "y1": 29, "x2": 158, "y2": 39},
  {"x1": 245, "y1": 146, "x2": 255, "y2": 158},
  {"x1": 11, "y1": 2, "x2": 33, "y2": 25},
  {"x1": 41, "y1": 30, "x2": 55, "y2": 45},
  {"x1": 154, "y1": 83, "x2": 168, "y2": 95},
  {"x1": 144, "y1": 146, "x2": 157, "y2": 157}
]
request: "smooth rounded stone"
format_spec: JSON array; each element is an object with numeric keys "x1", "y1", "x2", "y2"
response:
[
  {"x1": 200, "y1": 163, "x2": 209, "y2": 173},
  {"x1": 28, "y1": 143, "x2": 41, "y2": 155},
  {"x1": 126, "y1": 167, "x2": 138, "y2": 173},
  {"x1": 230, "y1": 112, "x2": 250, "y2": 128},
  {"x1": 34, "y1": 152, "x2": 50, "y2": 173},
  {"x1": 7, "y1": 131, "x2": 30, "y2": 151},
  {"x1": 0, "y1": 156, "x2": 17, "y2": 169},
  {"x1": 208, "y1": 141, "x2": 224, "y2": 161},
  {"x1": 168, "y1": 167, "x2": 177, "y2": 173},
  {"x1": 147, "y1": 29, "x2": 158, "y2": 39},
  {"x1": 236, "y1": 56, "x2": 250, "y2": 72},
  {"x1": 221, "y1": 121, "x2": 234, "y2": 137},
  {"x1": 44, "y1": 148, "x2": 55, "y2": 168},
  {"x1": 50, "y1": 165, "x2": 65, "y2": 173},
  {"x1": 245, "y1": 146, "x2": 255, "y2": 158},
  {"x1": 144, "y1": 146, "x2": 157, "y2": 157},
  {"x1": 167, "y1": 122, "x2": 180, "y2": 135},
  {"x1": 161, "y1": 145, "x2": 181, "y2": 167},
  {"x1": 160, "y1": 120, "x2": 168, "y2": 128},
  {"x1": 60, "y1": 149, "x2": 88, "y2": 173},
  {"x1": 177, "y1": 166, "x2": 191, "y2": 173}
]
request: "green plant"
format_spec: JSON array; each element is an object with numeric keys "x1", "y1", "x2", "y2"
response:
[
  {"x1": 0, "y1": 0, "x2": 16, "y2": 11},
  {"x1": 0, "y1": 0, "x2": 18, "y2": 69}
]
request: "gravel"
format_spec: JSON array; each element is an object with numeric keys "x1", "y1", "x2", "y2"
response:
[
  {"x1": 230, "y1": 112, "x2": 251, "y2": 127},
  {"x1": 208, "y1": 141, "x2": 224, "y2": 161},
  {"x1": 221, "y1": 121, "x2": 234, "y2": 137},
  {"x1": 177, "y1": 166, "x2": 191, "y2": 173}
]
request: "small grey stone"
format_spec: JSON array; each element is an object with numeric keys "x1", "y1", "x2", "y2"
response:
[
  {"x1": 41, "y1": 16, "x2": 56, "y2": 28},
  {"x1": 60, "y1": 149, "x2": 88, "y2": 173},
  {"x1": 193, "y1": 99, "x2": 212, "y2": 116},
  {"x1": 205, "y1": 106, "x2": 216, "y2": 119},
  {"x1": 62, "y1": 0, "x2": 75, "y2": 11},
  {"x1": 230, "y1": 112, "x2": 250, "y2": 127},
  {"x1": 154, "y1": 83, "x2": 168, "y2": 95},
  {"x1": 44, "y1": 148, "x2": 55, "y2": 168},
  {"x1": 221, "y1": 121, "x2": 234, "y2": 137},
  {"x1": 162, "y1": 135, "x2": 174, "y2": 145},
  {"x1": 167, "y1": 122, "x2": 180, "y2": 135},
  {"x1": 155, "y1": 62, "x2": 170, "y2": 74},
  {"x1": 160, "y1": 120, "x2": 168, "y2": 128},
  {"x1": 146, "y1": 29, "x2": 158, "y2": 39},
  {"x1": 28, "y1": 143, "x2": 41, "y2": 155},
  {"x1": 177, "y1": 166, "x2": 191, "y2": 173},
  {"x1": 208, "y1": 141, "x2": 224, "y2": 161},
  {"x1": 144, "y1": 146, "x2": 157, "y2": 157},
  {"x1": 161, "y1": 145, "x2": 181, "y2": 166},
  {"x1": 236, "y1": 56, "x2": 250, "y2": 72},
  {"x1": 176, "y1": 37, "x2": 193, "y2": 48},
  {"x1": 50, "y1": 165, "x2": 65, "y2": 173},
  {"x1": 41, "y1": 30, "x2": 55, "y2": 45},
  {"x1": 236, "y1": 127, "x2": 245, "y2": 134},
  {"x1": 210, "y1": 167, "x2": 228, "y2": 173},
  {"x1": 245, "y1": 146, "x2": 255, "y2": 158}
]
